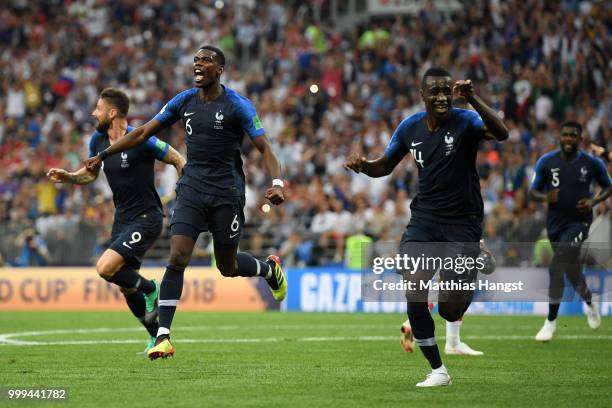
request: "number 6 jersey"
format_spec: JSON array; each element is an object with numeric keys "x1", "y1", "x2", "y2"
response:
[{"x1": 153, "y1": 86, "x2": 265, "y2": 198}]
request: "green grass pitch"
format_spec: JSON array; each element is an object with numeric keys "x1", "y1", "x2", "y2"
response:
[{"x1": 0, "y1": 312, "x2": 610, "y2": 407}]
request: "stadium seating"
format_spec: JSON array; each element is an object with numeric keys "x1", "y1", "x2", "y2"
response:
[{"x1": 0, "y1": 0, "x2": 609, "y2": 267}]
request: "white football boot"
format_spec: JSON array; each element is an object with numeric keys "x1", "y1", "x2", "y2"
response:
[
  {"x1": 535, "y1": 319, "x2": 556, "y2": 342},
  {"x1": 585, "y1": 296, "x2": 601, "y2": 330},
  {"x1": 445, "y1": 341, "x2": 484, "y2": 356},
  {"x1": 416, "y1": 371, "x2": 452, "y2": 387}
]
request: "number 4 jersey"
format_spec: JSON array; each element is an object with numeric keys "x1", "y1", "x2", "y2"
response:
[
  {"x1": 383, "y1": 108, "x2": 487, "y2": 223},
  {"x1": 531, "y1": 149, "x2": 611, "y2": 234}
]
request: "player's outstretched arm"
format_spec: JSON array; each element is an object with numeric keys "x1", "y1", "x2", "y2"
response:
[
  {"x1": 343, "y1": 153, "x2": 398, "y2": 178},
  {"x1": 84, "y1": 119, "x2": 164, "y2": 171},
  {"x1": 250, "y1": 134, "x2": 284, "y2": 205},
  {"x1": 47, "y1": 166, "x2": 100, "y2": 185},
  {"x1": 454, "y1": 79, "x2": 508, "y2": 141}
]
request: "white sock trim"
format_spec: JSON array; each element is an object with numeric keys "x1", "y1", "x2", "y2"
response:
[
  {"x1": 157, "y1": 327, "x2": 170, "y2": 337},
  {"x1": 159, "y1": 299, "x2": 179, "y2": 306},
  {"x1": 264, "y1": 263, "x2": 272, "y2": 279}
]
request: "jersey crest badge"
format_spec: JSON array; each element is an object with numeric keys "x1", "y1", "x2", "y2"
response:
[
  {"x1": 579, "y1": 166, "x2": 588, "y2": 182},
  {"x1": 121, "y1": 152, "x2": 130, "y2": 168},
  {"x1": 214, "y1": 110, "x2": 224, "y2": 130},
  {"x1": 444, "y1": 131, "x2": 455, "y2": 156}
]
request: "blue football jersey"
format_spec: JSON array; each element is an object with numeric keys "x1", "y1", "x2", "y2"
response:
[
  {"x1": 531, "y1": 149, "x2": 611, "y2": 233},
  {"x1": 154, "y1": 86, "x2": 265, "y2": 197},
  {"x1": 384, "y1": 108, "x2": 486, "y2": 223},
  {"x1": 89, "y1": 126, "x2": 169, "y2": 221}
]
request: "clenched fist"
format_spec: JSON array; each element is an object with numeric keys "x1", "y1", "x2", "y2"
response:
[
  {"x1": 265, "y1": 186, "x2": 285, "y2": 205},
  {"x1": 343, "y1": 153, "x2": 367, "y2": 173},
  {"x1": 453, "y1": 79, "x2": 475, "y2": 100}
]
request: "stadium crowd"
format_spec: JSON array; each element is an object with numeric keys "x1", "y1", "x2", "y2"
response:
[{"x1": 0, "y1": 0, "x2": 609, "y2": 266}]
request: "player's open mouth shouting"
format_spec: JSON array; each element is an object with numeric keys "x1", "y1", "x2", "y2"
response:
[{"x1": 194, "y1": 68, "x2": 204, "y2": 85}]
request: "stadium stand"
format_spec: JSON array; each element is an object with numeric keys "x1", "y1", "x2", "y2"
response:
[{"x1": 0, "y1": 0, "x2": 609, "y2": 266}]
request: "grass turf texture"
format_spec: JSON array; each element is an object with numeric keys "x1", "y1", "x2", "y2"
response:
[{"x1": 0, "y1": 312, "x2": 610, "y2": 407}]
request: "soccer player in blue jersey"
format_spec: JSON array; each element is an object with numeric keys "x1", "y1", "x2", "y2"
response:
[
  {"x1": 530, "y1": 121, "x2": 611, "y2": 341},
  {"x1": 85, "y1": 46, "x2": 287, "y2": 360},
  {"x1": 398, "y1": 95, "x2": 496, "y2": 358},
  {"x1": 48, "y1": 88, "x2": 185, "y2": 354},
  {"x1": 344, "y1": 68, "x2": 508, "y2": 387}
]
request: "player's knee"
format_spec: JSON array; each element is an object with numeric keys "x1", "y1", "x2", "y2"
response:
[
  {"x1": 120, "y1": 287, "x2": 137, "y2": 295},
  {"x1": 217, "y1": 262, "x2": 238, "y2": 277},
  {"x1": 169, "y1": 249, "x2": 191, "y2": 269},
  {"x1": 96, "y1": 259, "x2": 117, "y2": 280},
  {"x1": 439, "y1": 309, "x2": 461, "y2": 322},
  {"x1": 439, "y1": 304, "x2": 463, "y2": 322}
]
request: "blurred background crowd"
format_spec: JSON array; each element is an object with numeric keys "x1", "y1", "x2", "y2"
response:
[{"x1": 0, "y1": 0, "x2": 609, "y2": 267}]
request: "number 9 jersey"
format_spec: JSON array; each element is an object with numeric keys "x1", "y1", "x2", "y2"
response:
[{"x1": 89, "y1": 125, "x2": 170, "y2": 268}]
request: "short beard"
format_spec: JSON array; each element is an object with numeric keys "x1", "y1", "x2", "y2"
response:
[
  {"x1": 96, "y1": 120, "x2": 110, "y2": 132},
  {"x1": 563, "y1": 146, "x2": 578, "y2": 154}
]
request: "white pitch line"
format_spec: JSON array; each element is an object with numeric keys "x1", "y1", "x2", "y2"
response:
[
  {"x1": 0, "y1": 330, "x2": 611, "y2": 347},
  {"x1": 0, "y1": 324, "x2": 404, "y2": 340},
  {"x1": 0, "y1": 324, "x2": 395, "y2": 345}
]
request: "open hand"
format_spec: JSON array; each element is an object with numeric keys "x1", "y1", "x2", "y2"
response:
[{"x1": 46, "y1": 168, "x2": 70, "y2": 183}]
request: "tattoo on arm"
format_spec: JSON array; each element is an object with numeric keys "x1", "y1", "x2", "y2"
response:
[
  {"x1": 165, "y1": 146, "x2": 186, "y2": 172},
  {"x1": 69, "y1": 167, "x2": 99, "y2": 185},
  {"x1": 593, "y1": 186, "x2": 612, "y2": 205}
]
